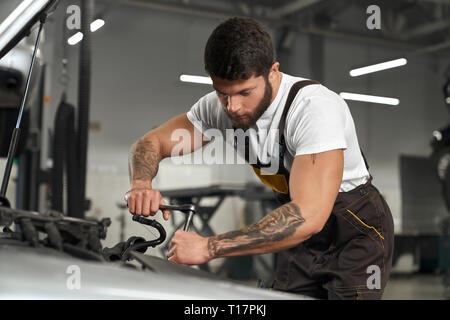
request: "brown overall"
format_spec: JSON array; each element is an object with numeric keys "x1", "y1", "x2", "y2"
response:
[{"x1": 239, "y1": 81, "x2": 395, "y2": 300}]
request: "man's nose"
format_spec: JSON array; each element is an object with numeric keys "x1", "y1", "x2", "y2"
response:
[{"x1": 227, "y1": 95, "x2": 241, "y2": 114}]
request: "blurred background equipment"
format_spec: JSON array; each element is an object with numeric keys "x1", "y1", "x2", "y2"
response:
[{"x1": 430, "y1": 65, "x2": 450, "y2": 299}]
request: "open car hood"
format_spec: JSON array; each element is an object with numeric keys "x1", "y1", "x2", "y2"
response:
[{"x1": 0, "y1": 0, "x2": 58, "y2": 60}]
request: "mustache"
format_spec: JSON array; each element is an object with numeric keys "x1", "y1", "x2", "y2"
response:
[{"x1": 224, "y1": 77, "x2": 273, "y2": 127}]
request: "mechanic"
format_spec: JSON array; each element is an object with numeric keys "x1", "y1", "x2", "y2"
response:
[{"x1": 125, "y1": 17, "x2": 394, "y2": 300}]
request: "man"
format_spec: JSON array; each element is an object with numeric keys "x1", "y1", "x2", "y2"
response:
[{"x1": 126, "y1": 17, "x2": 394, "y2": 300}]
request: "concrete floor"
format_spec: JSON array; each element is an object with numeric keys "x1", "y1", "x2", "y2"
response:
[
  {"x1": 382, "y1": 253, "x2": 448, "y2": 300},
  {"x1": 238, "y1": 272, "x2": 448, "y2": 300},
  {"x1": 383, "y1": 273, "x2": 446, "y2": 300},
  {"x1": 233, "y1": 254, "x2": 449, "y2": 299},
  {"x1": 240, "y1": 273, "x2": 448, "y2": 300}
]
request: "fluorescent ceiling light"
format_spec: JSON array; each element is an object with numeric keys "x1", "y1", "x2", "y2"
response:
[
  {"x1": 68, "y1": 32, "x2": 83, "y2": 45},
  {"x1": 90, "y1": 19, "x2": 105, "y2": 32},
  {"x1": 349, "y1": 58, "x2": 407, "y2": 77},
  {"x1": 340, "y1": 92, "x2": 400, "y2": 105},
  {"x1": 180, "y1": 74, "x2": 212, "y2": 85},
  {"x1": 67, "y1": 19, "x2": 105, "y2": 45}
]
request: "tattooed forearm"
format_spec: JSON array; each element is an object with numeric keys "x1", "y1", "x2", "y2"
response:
[
  {"x1": 129, "y1": 138, "x2": 161, "y2": 183},
  {"x1": 207, "y1": 202, "x2": 305, "y2": 258}
]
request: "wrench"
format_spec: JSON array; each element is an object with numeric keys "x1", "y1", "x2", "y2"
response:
[
  {"x1": 124, "y1": 193, "x2": 196, "y2": 231},
  {"x1": 159, "y1": 204, "x2": 196, "y2": 231}
]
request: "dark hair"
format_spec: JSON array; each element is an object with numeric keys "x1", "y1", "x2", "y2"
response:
[{"x1": 204, "y1": 17, "x2": 274, "y2": 81}]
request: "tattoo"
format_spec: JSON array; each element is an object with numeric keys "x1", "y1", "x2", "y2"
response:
[
  {"x1": 207, "y1": 202, "x2": 305, "y2": 258},
  {"x1": 129, "y1": 139, "x2": 160, "y2": 182},
  {"x1": 311, "y1": 154, "x2": 316, "y2": 165}
]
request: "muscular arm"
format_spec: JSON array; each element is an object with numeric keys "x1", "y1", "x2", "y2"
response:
[
  {"x1": 206, "y1": 149, "x2": 344, "y2": 259},
  {"x1": 208, "y1": 202, "x2": 305, "y2": 257},
  {"x1": 128, "y1": 139, "x2": 161, "y2": 187},
  {"x1": 129, "y1": 113, "x2": 209, "y2": 188}
]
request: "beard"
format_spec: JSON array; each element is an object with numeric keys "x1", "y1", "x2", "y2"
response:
[{"x1": 227, "y1": 76, "x2": 273, "y2": 130}]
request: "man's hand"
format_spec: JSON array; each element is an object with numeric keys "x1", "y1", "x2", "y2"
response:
[
  {"x1": 168, "y1": 230, "x2": 212, "y2": 265},
  {"x1": 125, "y1": 188, "x2": 171, "y2": 220},
  {"x1": 126, "y1": 114, "x2": 211, "y2": 221}
]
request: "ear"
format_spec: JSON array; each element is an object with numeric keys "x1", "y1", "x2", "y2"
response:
[{"x1": 269, "y1": 62, "x2": 280, "y2": 81}]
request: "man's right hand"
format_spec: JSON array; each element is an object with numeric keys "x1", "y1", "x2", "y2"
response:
[
  {"x1": 125, "y1": 188, "x2": 171, "y2": 220},
  {"x1": 126, "y1": 114, "x2": 209, "y2": 221}
]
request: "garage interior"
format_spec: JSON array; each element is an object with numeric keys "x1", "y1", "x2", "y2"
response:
[{"x1": 0, "y1": 0, "x2": 449, "y2": 300}]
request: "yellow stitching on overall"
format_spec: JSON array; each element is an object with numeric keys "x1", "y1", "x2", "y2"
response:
[
  {"x1": 346, "y1": 209, "x2": 385, "y2": 241},
  {"x1": 252, "y1": 166, "x2": 289, "y2": 194},
  {"x1": 340, "y1": 212, "x2": 384, "y2": 250}
]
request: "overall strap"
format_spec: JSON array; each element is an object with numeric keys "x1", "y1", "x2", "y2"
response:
[
  {"x1": 263, "y1": 79, "x2": 320, "y2": 196},
  {"x1": 360, "y1": 148, "x2": 370, "y2": 171},
  {"x1": 280, "y1": 80, "x2": 371, "y2": 176},
  {"x1": 278, "y1": 80, "x2": 320, "y2": 160}
]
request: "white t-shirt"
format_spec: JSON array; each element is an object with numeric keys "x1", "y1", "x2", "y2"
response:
[{"x1": 186, "y1": 72, "x2": 370, "y2": 192}]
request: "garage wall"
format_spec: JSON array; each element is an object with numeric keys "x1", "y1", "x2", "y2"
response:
[
  {"x1": 38, "y1": 1, "x2": 449, "y2": 246},
  {"x1": 326, "y1": 41, "x2": 447, "y2": 231}
]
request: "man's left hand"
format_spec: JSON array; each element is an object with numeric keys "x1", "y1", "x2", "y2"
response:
[{"x1": 168, "y1": 230, "x2": 212, "y2": 265}]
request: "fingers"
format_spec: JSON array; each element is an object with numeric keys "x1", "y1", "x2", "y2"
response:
[
  {"x1": 167, "y1": 231, "x2": 208, "y2": 265},
  {"x1": 126, "y1": 188, "x2": 166, "y2": 217},
  {"x1": 141, "y1": 192, "x2": 151, "y2": 216},
  {"x1": 160, "y1": 197, "x2": 172, "y2": 221},
  {"x1": 168, "y1": 231, "x2": 180, "y2": 261},
  {"x1": 150, "y1": 192, "x2": 159, "y2": 216},
  {"x1": 167, "y1": 245, "x2": 176, "y2": 261},
  {"x1": 127, "y1": 192, "x2": 135, "y2": 213},
  {"x1": 134, "y1": 193, "x2": 143, "y2": 215}
]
